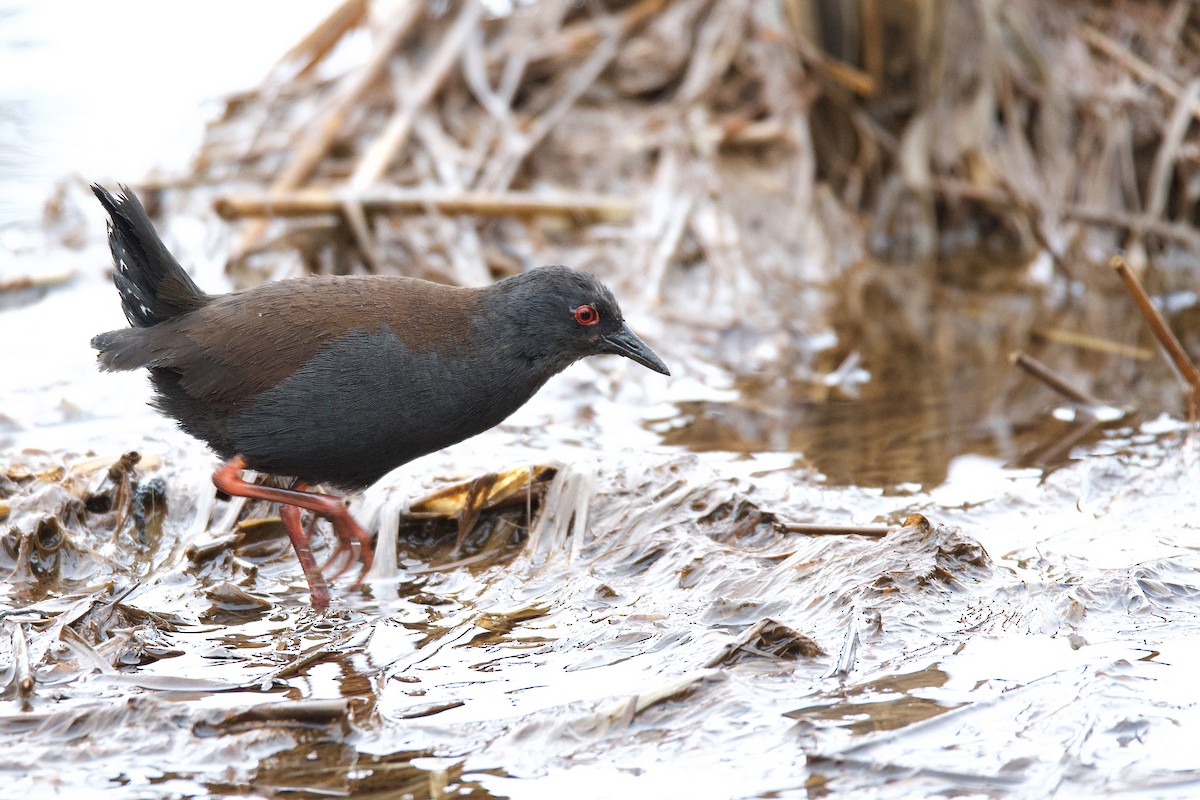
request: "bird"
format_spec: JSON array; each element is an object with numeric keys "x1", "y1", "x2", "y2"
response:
[{"x1": 90, "y1": 184, "x2": 669, "y2": 609}]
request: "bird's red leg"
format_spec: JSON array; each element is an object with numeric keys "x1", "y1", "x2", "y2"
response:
[
  {"x1": 278, "y1": 484, "x2": 330, "y2": 610},
  {"x1": 213, "y1": 456, "x2": 375, "y2": 608}
]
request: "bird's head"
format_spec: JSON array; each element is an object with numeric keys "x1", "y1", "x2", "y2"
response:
[{"x1": 489, "y1": 266, "x2": 670, "y2": 377}]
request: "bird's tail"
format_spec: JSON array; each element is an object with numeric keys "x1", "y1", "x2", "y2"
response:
[{"x1": 91, "y1": 184, "x2": 208, "y2": 329}]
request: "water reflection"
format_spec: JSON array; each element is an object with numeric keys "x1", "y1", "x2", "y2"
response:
[{"x1": 657, "y1": 380, "x2": 1123, "y2": 489}]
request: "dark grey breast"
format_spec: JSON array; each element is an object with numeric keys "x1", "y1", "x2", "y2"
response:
[{"x1": 140, "y1": 275, "x2": 504, "y2": 487}]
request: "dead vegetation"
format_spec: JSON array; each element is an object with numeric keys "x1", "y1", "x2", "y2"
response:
[
  {"x1": 123, "y1": 0, "x2": 1200, "y2": 429},
  {"x1": 173, "y1": 0, "x2": 1200, "y2": 304}
]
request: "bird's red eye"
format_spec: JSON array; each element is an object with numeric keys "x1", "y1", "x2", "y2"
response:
[{"x1": 574, "y1": 304, "x2": 599, "y2": 326}]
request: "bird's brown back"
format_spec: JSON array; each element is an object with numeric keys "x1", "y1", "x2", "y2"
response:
[{"x1": 114, "y1": 274, "x2": 482, "y2": 411}]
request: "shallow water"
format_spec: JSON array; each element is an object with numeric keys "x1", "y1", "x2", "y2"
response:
[{"x1": 4, "y1": 6, "x2": 1200, "y2": 800}]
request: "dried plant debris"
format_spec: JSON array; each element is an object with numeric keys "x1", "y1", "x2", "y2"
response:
[
  {"x1": 165, "y1": 0, "x2": 1200, "y2": 329},
  {"x1": 1, "y1": 440, "x2": 1193, "y2": 796},
  {"x1": 396, "y1": 467, "x2": 555, "y2": 569},
  {"x1": 1, "y1": 451, "x2": 166, "y2": 595},
  {"x1": 407, "y1": 465, "x2": 555, "y2": 519},
  {"x1": 406, "y1": 465, "x2": 554, "y2": 553},
  {"x1": 709, "y1": 617, "x2": 826, "y2": 667}
]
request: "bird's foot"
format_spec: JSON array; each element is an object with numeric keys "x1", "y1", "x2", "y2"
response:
[
  {"x1": 279, "y1": 500, "x2": 330, "y2": 610},
  {"x1": 317, "y1": 508, "x2": 374, "y2": 587},
  {"x1": 213, "y1": 456, "x2": 376, "y2": 609}
]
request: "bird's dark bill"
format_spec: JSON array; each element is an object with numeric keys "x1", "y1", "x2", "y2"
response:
[{"x1": 602, "y1": 323, "x2": 670, "y2": 375}]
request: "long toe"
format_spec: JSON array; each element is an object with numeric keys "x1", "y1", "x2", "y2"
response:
[
  {"x1": 329, "y1": 516, "x2": 374, "y2": 585},
  {"x1": 348, "y1": 524, "x2": 374, "y2": 587},
  {"x1": 320, "y1": 541, "x2": 358, "y2": 581},
  {"x1": 349, "y1": 547, "x2": 373, "y2": 590}
]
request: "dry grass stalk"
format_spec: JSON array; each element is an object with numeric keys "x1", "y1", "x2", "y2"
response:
[
  {"x1": 1010, "y1": 351, "x2": 1106, "y2": 408},
  {"x1": 1032, "y1": 328, "x2": 1152, "y2": 361},
  {"x1": 780, "y1": 523, "x2": 892, "y2": 538},
  {"x1": 1110, "y1": 255, "x2": 1200, "y2": 393},
  {"x1": 214, "y1": 187, "x2": 634, "y2": 222}
]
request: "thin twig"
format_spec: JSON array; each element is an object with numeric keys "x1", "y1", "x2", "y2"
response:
[
  {"x1": 1110, "y1": 254, "x2": 1200, "y2": 391},
  {"x1": 1144, "y1": 78, "x2": 1200, "y2": 223},
  {"x1": 337, "y1": 2, "x2": 481, "y2": 269},
  {"x1": 1010, "y1": 350, "x2": 1107, "y2": 407},
  {"x1": 1127, "y1": 77, "x2": 1200, "y2": 256},
  {"x1": 1012, "y1": 414, "x2": 1109, "y2": 470},
  {"x1": 785, "y1": 14, "x2": 875, "y2": 97},
  {"x1": 242, "y1": 0, "x2": 369, "y2": 158},
  {"x1": 1033, "y1": 328, "x2": 1152, "y2": 360},
  {"x1": 779, "y1": 523, "x2": 892, "y2": 538},
  {"x1": 265, "y1": 0, "x2": 369, "y2": 84},
  {"x1": 215, "y1": 187, "x2": 636, "y2": 223},
  {"x1": 213, "y1": 698, "x2": 350, "y2": 731},
  {"x1": 338, "y1": 197, "x2": 383, "y2": 271},
  {"x1": 185, "y1": 533, "x2": 240, "y2": 563},
  {"x1": 0, "y1": 271, "x2": 73, "y2": 294}
]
